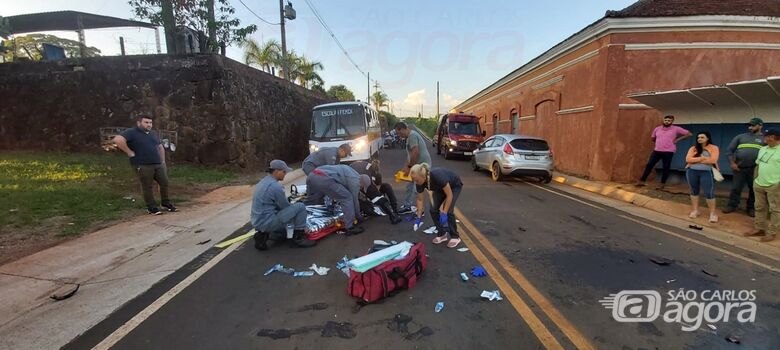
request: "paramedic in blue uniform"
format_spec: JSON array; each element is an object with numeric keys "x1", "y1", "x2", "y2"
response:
[
  {"x1": 251, "y1": 160, "x2": 316, "y2": 250},
  {"x1": 410, "y1": 163, "x2": 463, "y2": 248},
  {"x1": 302, "y1": 143, "x2": 352, "y2": 175},
  {"x1": 305, "y1": 164, "x2": 365, "y2": 235}
]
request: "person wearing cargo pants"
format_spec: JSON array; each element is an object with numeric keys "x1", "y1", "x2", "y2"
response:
[
  {"x1": 305, "y1": 164, "x2": 365, "y2": 235},
  {"x1": 113, "y1": 115, "x2": 176, "y2": 215},
  {"x1": 746, "y1": 128, "x2": 780, "y2": 243}
]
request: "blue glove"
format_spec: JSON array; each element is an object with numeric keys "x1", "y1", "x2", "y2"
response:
[
  {"x1": 471, "y1": 266, "x2": 487, "y2": 277},
  {"x1": 414, "y1": 216, "x2": 423, "y2": 226},
  {"x1": 439, "y1": 213, "x2": 449, "y2": 227}
]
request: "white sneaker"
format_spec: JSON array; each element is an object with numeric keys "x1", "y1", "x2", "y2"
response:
[
  {"x1": 709, "y1": 214, "x2": 718, "y2": 223},
  {"x1": 689, "y1": 210, "x2": 700, "y2": 218}
]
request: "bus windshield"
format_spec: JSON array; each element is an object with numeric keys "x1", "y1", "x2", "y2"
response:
[
  {"x1": 311, "y1": 105, "x2": 367, "y2": 140},
  {"x1": 449, "y1": 121, "x2": 480, "y2": 135}
]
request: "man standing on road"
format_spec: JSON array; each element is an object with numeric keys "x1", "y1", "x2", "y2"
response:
[
  {"x1": 745, "y1": 128, "x2": 780, "y2": 243},
  {"x1": 724, "y1": 118, "x2": 765, "y2": 216},
  {"x1": 251, "y1": 160, "x2": 316, "y2": 250},
  {"x1": 113, "y1": 115, "x2": 176, "y2": 215},
  {"x1": 637, "y1": 115, "x2": 692, "y2": 189},
  {"x1": 394, "y1": 122, "x2": 432, "y2": 214},
  {"x1": 302, "y1": 144, "x2": 352, "y2": 175}
]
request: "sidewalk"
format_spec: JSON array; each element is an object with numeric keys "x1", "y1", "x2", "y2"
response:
[
  {"x1": 551, "y1": 172, "x2": 780, "y2": 252},
  {"x1": 0, "y1": 170, "x2": 305, "y2": 350}
]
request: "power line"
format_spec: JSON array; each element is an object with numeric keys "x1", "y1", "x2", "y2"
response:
[
  {"x1": 301, "y1": 0, "x2": 372, "y2": 82},
  {"x1": 237, "y1": 0, "x2": 280, "y2": 26}
]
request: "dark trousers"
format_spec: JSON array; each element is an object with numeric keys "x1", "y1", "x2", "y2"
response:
[
  {"x1": 727, "y1": 167, "x2": 756, "y2": 211},
  {"x1": 640, "y1": 151, "x2": 675, "y2": 183},
  {"x1": 431, "y1": 186, "x2": 462, "y2": 238},
  {"x1": 136, "y1": 164, "x2": 170, "y2": 209},
  {"x1": 378, "y1": 183, "x2": 398, "y2": 212}
]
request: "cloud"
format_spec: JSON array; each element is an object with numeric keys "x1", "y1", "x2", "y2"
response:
[
  {"x1": 403, "y1": 89, "x2": 427, "y2": 107},
  {"x1": 442, "y1": 94, "x2": 462, "y2": 110},
  {"x1": 391, "y1": 89, "x2": 463, "y2": 116}
]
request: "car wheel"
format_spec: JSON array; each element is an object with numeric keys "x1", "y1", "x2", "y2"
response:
[
  {"x1": 471, "y1": 157, "x2": 479, "y2": 171},
  {"x1": 543, "y1": 176, "x2": 552, "y2": 184},
  {"x1": 491, "y1": 162, "x2": 504, "y2": 182}
]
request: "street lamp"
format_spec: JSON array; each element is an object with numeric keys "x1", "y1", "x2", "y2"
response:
[{"x1": 280, "y1": 0, "x2": 296, "y2": 81}]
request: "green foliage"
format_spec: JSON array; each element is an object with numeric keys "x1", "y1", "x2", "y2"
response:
[
  {"x1": 128, "y1": 0, "x2": 257, "y2": 52},
  {"x1": 326, "y1": 84, "x2": 355, "y2": 101},
  {"x1": 379, "y1": 111, "x2": 399, "y2": 131},
  {"x1": 411, "y1": 118, "x2": 438, "y2": 138},
  {"x1": 1, "y1": 34, "x2": 101, "y2": 61},
  {"x1": 371, "y1": 91, "x2": 389, "y2": 110},
  {"x1": 242, "y1": 38, "x2": 324, "y2": 89},
  {"x1": 0, "y1": 151, "x2": 234, "y2": 236}
]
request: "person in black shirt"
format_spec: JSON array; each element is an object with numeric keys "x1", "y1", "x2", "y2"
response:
[
  {"x1": 113, "y1": 115, "x2": 176, "y2": 215},
  {"x1": 350, "y1": 159, "x2": 399, "y2": 213},
  {"x1": 410, "y1": 163, "x2": 463, "y2": 248}
]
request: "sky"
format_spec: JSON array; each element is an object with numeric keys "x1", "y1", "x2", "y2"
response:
[{"x1": 3, "y1": 0, "x2": 637, "y2": 117}]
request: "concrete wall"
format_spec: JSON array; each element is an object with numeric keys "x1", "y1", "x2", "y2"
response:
[
  {"x1": 0, "y1": 54, "x2": 330, "y2": 170},
  {"x1": 458, "y1": 29, "x2": 780, "y2": 182}
]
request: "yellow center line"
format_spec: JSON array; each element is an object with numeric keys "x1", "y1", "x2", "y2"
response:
[
  {"x1": 456, "y1": 207, "x2": 596, "y2": 350},
  {"x1": 457, "y1": 222, "x2": 565, "y2": 350},
  {"x1": 617, "y1": 214, "x2": 780, "y2": 273}
]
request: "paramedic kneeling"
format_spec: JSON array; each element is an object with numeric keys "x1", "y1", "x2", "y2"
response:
[
  {"x1": 410, "y1": 163, "x2": 463, "y2": 248},
  {"x1": 250, "y1": 160, "x2": 316, "y2": 250}
]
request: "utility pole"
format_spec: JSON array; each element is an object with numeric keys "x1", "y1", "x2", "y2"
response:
[
  {"x1": 436, "y1": 81, "x2": 440, "y2": 118},
  {"x1": 279, "y1": 0, "x2": 288, "y2": 80},
  {"x1": 367, "y1": 72, "x2": 370, "y2": 106},
  {"x1": 373, "y1": 81, "x2": 381, "y2": 110}
]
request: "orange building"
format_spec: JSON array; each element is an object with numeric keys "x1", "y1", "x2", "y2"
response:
[{"x1": 454, "y1": 0, "x2": 780, "y2": 182}]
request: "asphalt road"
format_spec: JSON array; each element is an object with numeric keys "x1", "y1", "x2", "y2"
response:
[{"x1": 67, "y1": 142, "x2": 780, "y2": 350}]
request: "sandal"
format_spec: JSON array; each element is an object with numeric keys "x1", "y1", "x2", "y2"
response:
[
  {"x1": 447, "y1": 238, "x2": 462, "y2": 248},
  {"x1": 689, "y1": 210, "x2": 700, "y2": 218},
  {"x1": 709, "y1": 214, "x2": 718, "y2": 223},
  {"x1": 432, "y1": 235, "x2": 449, "y2": 244}
]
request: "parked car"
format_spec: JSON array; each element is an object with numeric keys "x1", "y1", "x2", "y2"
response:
[
  {"x1": 432, "y1": 113, "x2": 485, "y2": 159},
  {"x1": 472, "y1": 134, "x2": 553, "y2": 183}
]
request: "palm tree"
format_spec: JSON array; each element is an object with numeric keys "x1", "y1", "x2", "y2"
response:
[
  {"x1": 242, "y1": 38, "x2": 281, "y2": 73},
  {"x1": 372, "y1": 91, "x2": 389, "y2": 110},
  {"x1": 296, "y1": 56, "x2": 324, "y2": 88},
  {"x1": 277, "y1": 49, "x2": 303, "y2": 82}
]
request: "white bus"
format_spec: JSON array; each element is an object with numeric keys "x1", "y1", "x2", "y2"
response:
[{"x1": 309, "y1": 101, "x2": 382, "y2": 161}]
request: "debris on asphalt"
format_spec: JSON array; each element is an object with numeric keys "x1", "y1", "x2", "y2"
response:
[
  {"x1": 707, "y1": 324, "x2": 717, "y2": 330},
  {"x1": 194, "y1": 229, "x2": 205, "y2": 233},
  {"x1": 373, "y1": 240, "x2": 391, "y2": 245},
  {"x1": 471, "y1": 266, "x2": 487, "y2": 277},
  {"x1": 50, "y1": 283, "x2": 80, "y2": 301},
  {"x1": 702, "y1": 269, "x2": 719, "y2": 277},
  {"x1": 434, "y1": 302, "x2": 444, "y2": 313},
  {"x1": 264, "y1": 264, "x2": 295, "y2": 276},
  {"x1": 423, "y1": 226, "x2": 438, "y2": 235},
  {"x1": 335, "y1": 255, "x2": 351, "y2": 276},
  {"x1": 725, "y1": 335, "x2": 741, "y2": 344},
  {"x1": 666, "y1": 279, "x2": 676, "y2": 284},
  {"x1": 196, "y1": 239, "x2": 211, "y2": 245},
  {"x1": 480, "y1": 290, "x2": 503, "y2": 301},
  {"x1": 460, "y1": 273, "x2": 469, "y2": 282},
  {"x1": 689, "y1": 224, "x2": 703, "y2": 230},
  {"x1": 309, "y1": 264, "x2": 330, "y2": 276},
  {"x1": 457, "y1": 247, "x2": 469, "y2": 252},
  {"x1": 517, "y1": 226, "x2": 527, "y2": 232},
  {"x1": 649, "y1": 257, "x2": 674, "y2": 266},
  {"x1": 293, "y1": 271, "x2": 315, "y2": 277}
]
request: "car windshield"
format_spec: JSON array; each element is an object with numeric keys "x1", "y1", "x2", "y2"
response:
[
  {"x1": 311, "y1": 106, "x2": 366, "y2": 140},
  {"x1": 510, "y1": 138, "x2": 549, "y2": 151},
  {"x1": 449, "y1": 121, "x2": 480, "y2": 135}
]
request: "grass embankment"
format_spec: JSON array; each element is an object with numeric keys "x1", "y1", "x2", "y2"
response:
[
  {"x1": 407, "y1": 117, "x2": 438, "y2": 139},
  {"x1": 0, "y1": 151, "x2": 235, "y2": 237}
]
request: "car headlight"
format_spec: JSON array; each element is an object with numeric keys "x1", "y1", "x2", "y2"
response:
[
  {"x1": 449, "y1": 140, "x2": 457, "y2": 146},
  {"x1": 309, "y1": 144, "x2": 319, "y2": 153},
  {"x1": 353, "y1": 139, "x2": 367, "y2": 151}
]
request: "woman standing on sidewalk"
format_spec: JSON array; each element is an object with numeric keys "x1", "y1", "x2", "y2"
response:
[
  {"x1": 685, "y1": 132, "x2": 721, "y2": 223},
  {"x1": 410, "y1": 163, "x2": 463, "y2": 248}
]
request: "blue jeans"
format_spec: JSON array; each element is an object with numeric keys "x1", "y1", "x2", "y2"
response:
[
  {"x1": 686, "y1": 168, "x2": 715, "y2": 199},
  {"x1": 403, "y1": 182, "x2": 416, "y2": 208}
]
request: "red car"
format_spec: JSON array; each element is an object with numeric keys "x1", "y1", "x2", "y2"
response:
[{"x1": 432, "y1": 113, "x2": 486, "y2": 159}]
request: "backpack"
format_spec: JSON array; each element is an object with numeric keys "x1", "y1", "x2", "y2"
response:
[{"x1": 347, "y1": 242, "x2": 427, "y2": 304}]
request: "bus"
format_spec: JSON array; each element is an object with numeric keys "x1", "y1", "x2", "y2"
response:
[{"x1": 309, "y1": 101, "x2": 382, "y2": 161}]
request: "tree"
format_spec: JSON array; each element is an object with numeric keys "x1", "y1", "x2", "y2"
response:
[
  {"x1": 128, "y1": 0, "x2": 257, "y2": 54},
  {"x1": 242, "y1": 38, "x2": 280, "y2": 73},
  {"x1": 1, "y1": 34, "x2": 101, "y2": 61},
  {"x1": 326, "y1": 85, "x2": 355, "y2": 101},
  {"x1": 296, "y1": 56, "x2": 324, "y2": 89},
  {"x1": 372, "y1": 91, "x2": 389, "y2": 111},
  {"x1": 379, "y1": 111, "x2": 399, "y2": 131}
]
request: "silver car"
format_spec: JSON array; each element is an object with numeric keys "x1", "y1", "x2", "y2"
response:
[{"x1": 472, "y1": 134, "x2": 554, "y2": 182}]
